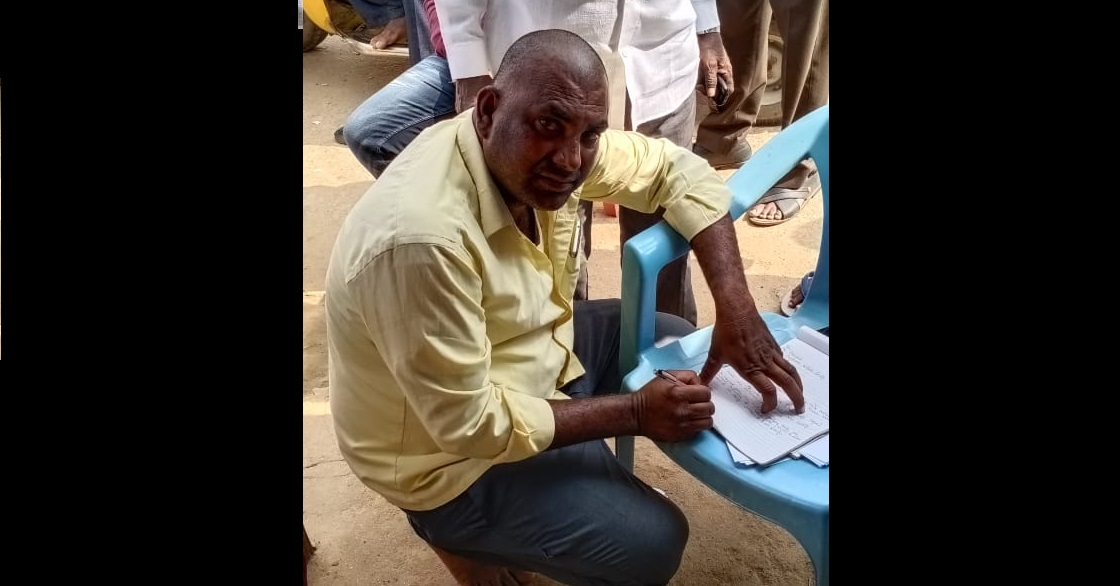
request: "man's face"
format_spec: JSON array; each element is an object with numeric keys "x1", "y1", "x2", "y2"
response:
[{"x1": 476, "y1": 68, "x2": 609, "y2": 211}]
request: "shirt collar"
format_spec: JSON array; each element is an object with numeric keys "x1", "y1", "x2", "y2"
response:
[{"x1": 456, "y1": 110, "x2": 515, "y2": 240}]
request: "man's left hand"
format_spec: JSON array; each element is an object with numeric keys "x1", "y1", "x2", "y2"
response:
[
  {"x1": 696, "y1": 32, "x2": 733, "y2": 108},
  {"x1": 699, "y1": 310, "x2": 805, "y2": 415}
]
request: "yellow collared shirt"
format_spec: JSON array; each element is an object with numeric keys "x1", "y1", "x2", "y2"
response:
[{"x1": 326, "y1": 111, "x2": 730, "y2": 511}]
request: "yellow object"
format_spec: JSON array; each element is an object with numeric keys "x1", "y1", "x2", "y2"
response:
[
  {"x1": 326, "y1": 111, "x2": 731, "y2": 512},
  {"x1": 303, "y1": 0, "x2": 336, "y2": 34}
]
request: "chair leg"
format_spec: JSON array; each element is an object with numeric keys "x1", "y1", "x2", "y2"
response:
[
  {"x1": 792, "y1": 523, "x2": 827, "y2": 586},
  {"x1": 615, "y1": 436, "x2": 635, "y2": 471},
  {"x1": 812, "y1": 545, "x2": 828, "y2": 586}
]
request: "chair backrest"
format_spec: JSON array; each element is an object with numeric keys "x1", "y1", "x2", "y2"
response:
[{"x1": 620, "y1": 104, "x2": 829, "y2": 373}]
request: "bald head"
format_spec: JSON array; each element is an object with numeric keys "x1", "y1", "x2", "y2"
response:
[
  {"x1": 493, "y1": 29, "x2": 608, "y2": 93},
  {"x1": 474, "y1": 29, "x2": 611, "y2": 214}
]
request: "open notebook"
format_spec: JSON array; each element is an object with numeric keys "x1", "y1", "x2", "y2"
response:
[{"x1": 709, "y1": 326, "x2": 829, "y2": 466}]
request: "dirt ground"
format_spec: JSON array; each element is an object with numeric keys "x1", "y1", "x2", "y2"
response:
[{"x1": 303, "y1": 36, "x2": 823, "y2": 586}]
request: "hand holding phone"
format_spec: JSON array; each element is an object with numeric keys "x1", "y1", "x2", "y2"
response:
[{"x1": 714, "y1": 77, "x2": 731, "y2": 111}]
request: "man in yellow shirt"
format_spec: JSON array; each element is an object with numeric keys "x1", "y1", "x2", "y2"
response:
[{"x1": 326, "y1": 28, "x2": 805, "y2": 586}]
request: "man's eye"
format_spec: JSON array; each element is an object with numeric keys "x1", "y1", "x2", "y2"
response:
[
  {"x1": 581, "y1": 132, "x2": 601, "y2": 147},
  {"x1": 537, "y1": 118, "x2": 559, "y2": 132}
]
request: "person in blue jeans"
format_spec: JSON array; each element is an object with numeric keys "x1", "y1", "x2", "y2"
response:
[
  {"x1": 341, "y1": 0, "x2": 454, "y2": 177},
  {"x1": 331, "y1": 0, "x2": 438, "y2": 146}
]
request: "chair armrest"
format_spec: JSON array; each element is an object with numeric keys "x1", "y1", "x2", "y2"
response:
[{"x1": 619, "y1": 222, "x2": 691, "y2": 375}]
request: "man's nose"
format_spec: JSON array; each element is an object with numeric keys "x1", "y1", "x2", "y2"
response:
[{"x1": 551, "y1": 138, "x2": 581, "y2": 173}]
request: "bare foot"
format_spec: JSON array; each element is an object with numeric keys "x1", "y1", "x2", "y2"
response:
[
  {"x1": 371, "y1": 17, "x2": 408, "y2": 50},
  {"x1": 430, "y1": 545, "x2": 536, "y2": 586},
  {"x1": 747, "y1": 171, "x2": 820, "y2": 225},
  {"x1": 747, "y1": 201, "x2": 782, "y2": 222},
  {"x1": 787, "y1": 283, "x2": 805, "y2": 309}
]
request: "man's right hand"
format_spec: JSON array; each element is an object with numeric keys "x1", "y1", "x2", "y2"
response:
[
  {"x1": 696, "y1": 31, "x2": 733, "y2": 109},
  {"x1": 632, "y1": 370, "x2": 714, "y2": 442},
  {"x1": 455, "y1": 75, "x2": 493, "y2": 113}
]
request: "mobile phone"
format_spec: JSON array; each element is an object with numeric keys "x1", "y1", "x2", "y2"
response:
[{"x1": 715, "y1": 78, "x2": 731, "y2": 110}]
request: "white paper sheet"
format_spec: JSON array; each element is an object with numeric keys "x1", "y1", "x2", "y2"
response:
[{"x1": 708, "y1": 329, "x2": 829, "y2": 465}]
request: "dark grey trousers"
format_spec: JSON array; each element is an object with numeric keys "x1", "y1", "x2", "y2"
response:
[{"x1": 403, "y1": 299, "x2": 697, "y2": 586}]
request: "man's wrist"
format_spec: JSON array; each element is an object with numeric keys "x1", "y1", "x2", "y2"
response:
[{"x1": 629, "y1": 392, "x2": 646, "y2": 437}]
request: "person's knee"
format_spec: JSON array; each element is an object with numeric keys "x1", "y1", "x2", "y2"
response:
[
  {"x1": 640, "y1": 504, "x2": 689, "y2": 582},
  {"x1": 606, "y1": 499, "x2": 689, "y2": 585},
  {"x1": 342, "y1": 120, "x2": 392, "y2": 178}
]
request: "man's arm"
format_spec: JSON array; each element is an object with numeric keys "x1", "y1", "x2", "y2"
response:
[
  {"x1": 690, "y1": 216, "x2": 805, "y2": 414},
  {"x1": 548, "y1": 369, "x2": 714, "y2": 449},
  {"x1": 432, "y1": 0, "x2": 493, "y2": 112},
  {"x1": 359, "y1": 241, "x2": 555, "y2": 461},
  {"x1": 692, "y1": 0, "x2": 733, "y2": 105},
  {"x1": 359, "y1": 239, "x2": 716, "y2": 459},
  {"x1": 580, "y1": 130, "x2": 730, "y2": 242},
  {"x1": 580, "y1": 131, "x2": 806, "y2": 414}
]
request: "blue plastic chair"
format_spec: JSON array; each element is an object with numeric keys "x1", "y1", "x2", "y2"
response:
[{"x1": 616, "y1": 104, "x2": 829, "y2": 585}]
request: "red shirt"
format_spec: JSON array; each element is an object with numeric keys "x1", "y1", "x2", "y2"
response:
[{"x1": 423, "y1": 0, "x2": 446, "y2": 58}]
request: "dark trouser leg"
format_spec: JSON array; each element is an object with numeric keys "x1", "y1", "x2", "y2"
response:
[
  {"x1": 619, "y1": 92, "x2": 699, "y2": 326},
  {"x1": 402, "y1": 300, "x2": 696, "y2": 586},
  {"x1": 406, "y1": 439, "x2": 688, "y2": 586},
  {"x1": 773, "y1": 0, "x2": 829, "y2": 127},
  {"x1": 771, "y1": 0, "x2": 829, "y2": 189},
  {"x1": 696, "y1": 0, "x2": 829, "y2": 189}
]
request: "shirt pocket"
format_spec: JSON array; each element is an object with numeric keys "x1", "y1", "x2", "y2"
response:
[{"x1": 564, "y1": 203, "x2": 586, "y2": 277}]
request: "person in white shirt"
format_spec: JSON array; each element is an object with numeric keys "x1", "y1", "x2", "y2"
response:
[{"x1": 342, "y1": 0, "x2": 732, "y2": 326}]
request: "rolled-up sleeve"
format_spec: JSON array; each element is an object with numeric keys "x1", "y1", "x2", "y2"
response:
[
  {"x1": 354, "y1": 240, "x2": 555, "y2": 462},
  {"x1": 433, "y1": 0, "x2": 492, "y2": 80},
  {"x1": 580, "y1": 130, "x2": 731, "y2": 241}
]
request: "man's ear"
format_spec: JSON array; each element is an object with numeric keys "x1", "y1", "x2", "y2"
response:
[{"x1": 474, "y1": 87, "x2": 499, "y2": 139}]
